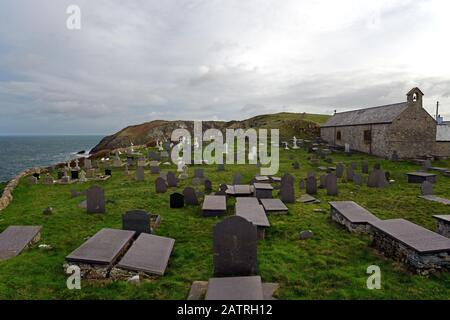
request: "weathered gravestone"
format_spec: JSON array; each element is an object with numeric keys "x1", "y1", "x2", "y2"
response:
[
  {"x1": 335, "y1": 163, "x2": 344, "y2": 178},
  {"x1": 183, "y1": 187, "x2": 199, "y2": 206},
  {"x1": 362, "y1": 161, "x2": 369, "y2": 174},
  {"x1": 346, "y1": 166, "x2": 354, "y2": 182},
  {"x1": 280, "y1": 174, "x2": 295, "y2": 204},
  {"x1": 213, "y1": 216, "x2": 258, "y2": 277},
  {"x1": 170, "y1": 193, "x2": 184, "y2": 209},
  {"x1": 421, "y1": 181, "x2": 433, "y2": 196},
  {"x1": 326, "y1": 173, "x2": 338, "y2": 196},
  {"x1": 353, "y1": 174, "x2": 363, "y2": 185},
  {"x1": 167, "y1": 172, "x2": 178, "y2": 188},
  {"x1": 122, "y1": 210, "x2": 151, "y2": 237},
  {"x1": 319, "y1": 175, "x2": 327, "y2": 189},
  {"x1": 306, "y1": 173, "x2": 317, "y2": 195},
  {"x1": 155, "y1": 177, "x2": 167, "y2": 193},
  {"x1": 136, "y1": 166, "x2": 145, "y2": 181},
  {"x1": 367, "y1": 164, "x2": 389, "y2": 188},
  {"x1": 86, "y1": 186, "x2": 105, "y2": 214},
  {"x1": 204, "y1": 179, "x2": 212, "y2": 193}
]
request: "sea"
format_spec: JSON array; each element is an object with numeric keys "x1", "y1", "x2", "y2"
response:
[{"x1": 0, "y1": 135, "x2": 103, "y2": 183}]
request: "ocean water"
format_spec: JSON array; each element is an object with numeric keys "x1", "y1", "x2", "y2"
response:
[{"x1": 0, "y1": 135, "x2": 103, "y2": 183}]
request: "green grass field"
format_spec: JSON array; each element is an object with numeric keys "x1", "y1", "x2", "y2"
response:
[{"x1": 0, "y1": 147, "x2": 450, "y2": 300}]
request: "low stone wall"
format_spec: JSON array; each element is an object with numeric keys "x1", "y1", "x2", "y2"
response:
[
  {"x1": 369, "y1": 228, "x2": 450, "y2": 275},
  {"x1": 437, "y1": 220, "x2": 450, "y2": 238},
  {"x1": 0, "y1": 167, "x2": 43, "y2": 212},
  {"x1": 330, "y1": 208, "x2": 371, "y2": 234}
]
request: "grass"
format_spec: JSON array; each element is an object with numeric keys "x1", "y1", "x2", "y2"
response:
[{"x1": 0, "y1": 147, "x2": 450, "y2": 300}]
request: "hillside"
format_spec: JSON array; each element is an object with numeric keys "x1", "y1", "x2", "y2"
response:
[{"x1": 90, "y1": 112, "x2": 331, "y2": 154}]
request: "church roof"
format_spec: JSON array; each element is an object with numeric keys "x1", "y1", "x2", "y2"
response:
[{"x1": 322, "y1": 102, "x2": 409, "y2": 128}]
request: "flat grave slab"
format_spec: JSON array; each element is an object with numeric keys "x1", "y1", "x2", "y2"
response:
[
  {"x1": 369, "y1": 219, "x2": 450, "y2": 254},
  {"x1": 329, "y1": 201, "x2": 379, "y2": 233},
  {"x1": 202, "y1": 195, "x2": 227, "y2": 217},
  {"x1": 297, "y1": 194, "x2": 320, "y2": 204},
  {"x1": 254, "y1": 176, "x2": 270, "y2": 183},
  {"x1": 65, "y1": 228, "x2": 135, "y2": 266},
  {"x1": 419, "y1": 195, "x2": 450, "y2": 205},
  {"x1": 433, "y1": 215, "x2": 450, "y2": 238},
  {"x1": 0, "y1": 226, "x2": 41, "y2": 261},
  {"x1": 253, "y1": 183, "x2": 273, "y2": 199},
  {"x1": 260, "y1": 199, "x2": 288, "y2": 214},
  {"x1": 205, "y1": 276, "x2": 264, "y2": 300},
  {"x1": 235, "y1": 199, "x2": 270, "y2": 239},
  {"x1": 114, "y1": 233, "x2": 175, "y2": 276},
  {"x1": 406, "y1": 172, "x2": 437, "y2": 184},
  {"x1": 226, "y1": 185, "x2": 254, "y2": 196}
]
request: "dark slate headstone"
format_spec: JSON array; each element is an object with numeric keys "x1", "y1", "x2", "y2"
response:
[
  {"x1": 367, "y1": 167, "x2": 389, "y2": 188},
  {"x1": 71, "y1": 170, "x2": 79, "y2": 180},
  {"x1": 213, "y1": 216, "x2": 258, "y2": 277},
  {"x1": 326, "y1": 173, "x2": 338, "y2": 196},
  {"x1": 346, "y1": 166, "x2": 354, "y2": 182},
  {"x1": 194, "y1": 169, "x2": 204, "y2": 179},
  {"x1": 319, "y1": 175, "x2": 327, "y2": 189},
  {"x1": 335, "y1": 163, "x2": 344, "y2": 178},
  {"x1": 306, "y1": 174, "x2": 317, "y2": 195},
  {"x1": 362, "y1": 161, "x2": 369, "y2": 174},
  {"x1": 280, "y1": 174, "x2": 295, "y2": 204},
  {"x1": 86, "y1": 186, "x2": 105, "y2": 214},
  {"x1": 421, "y1": 181, "x2": 433, "y2": 196},
  {"x1": 183, "y1": 187, "x2": 199, "y2": 206},
  {"x1": 353, "y1": 174, "x2": 363, "y2": 185},
  {"x1": 136, "y1": 166, "x2": 145, "y2": 181},
  {"x1": 204, "y1": 179, "x2": 212, "y2": 193},
  {"x1": 170, "y1": 193, "x2": 184, "y2": 208},
  {"x1": 167, "y1": 172, "x2": 178, "y2": 187},
  {"x1": 122, "y1": 210, "x2": 151, "y2": 237},
  {"x1": 155, "y1": 177, "x2": 167, "y2": 193},
  {"x1": 350, "y1": 162, "x2": 357, "y2": 170},
  {"x1": 233, "y1": 173, "x2": 243, "y2": 185},
  {"x1": 127, "y1": 157, "x2": 134, "y2": 166}
]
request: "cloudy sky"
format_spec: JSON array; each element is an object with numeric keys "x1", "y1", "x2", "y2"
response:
[{"x1": 1, "y1": 0, "x2": 450, "y2": 135}]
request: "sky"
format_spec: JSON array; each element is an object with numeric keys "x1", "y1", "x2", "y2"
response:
[{"x1": 1, "y1": 0, "x2": 450, "y2": 135}]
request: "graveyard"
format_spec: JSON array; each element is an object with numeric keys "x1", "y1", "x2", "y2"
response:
[{"x1": 1, "y1": 144, "x2": 450, "y2": 300}]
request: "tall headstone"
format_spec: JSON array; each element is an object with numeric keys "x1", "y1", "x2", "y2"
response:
[
  {"x1": 306, "y1": 173, "x2": 317, "y2": 195},
  {"x1": 136, "y1": 166, "x2": 145, "y2": 181},
  {"x1": 336, "y1": 163, "x2": 344, "y2": 178},
  {"x1": 346, "y1": 166, "x2": 354, "y2": 182},
  {"x1": 204, "y1": 179, "x2": 212, "y2": 193},
  {"x1": 86, "y1": 186, "x2": 105, "y2": 214},
  {"x1": 326, "y1": 173, "x2": 338, "y2": 196},
  {"x1": 170, "y1": 193, "x2": 184, "y2": 208},
  {"x1": 167, "y1": 172, "x2": 178, "y2": 188},
  {"x1": 367, "y1": 164, "x2": 389, "y2": 188},
  {"x1": 362, "y1": 161, "x2": 369, "y2": 174},
  {"x1": 213, "y1": 216, "x2": 258, "y2": 277},
  {"x1": 280, "y1": 173, "x2": 295, "y2": 204},
  {"x1": 421, "y1": 181, "x2": 433, "y2": 196}
]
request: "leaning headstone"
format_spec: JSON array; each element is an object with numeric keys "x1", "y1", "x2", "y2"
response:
[
  {"x1": 122, "y1": 210, "x2": 151, "y2": 237},
  {"x1": 213, "y1": 216, "x2": 258, "y2": 277},
  {"x1": 167, "y1": 172, "x2": 178, "y2": 188},
  {"x1": 136, "y1": 166, "x2": 145, "y2": 181},
  {"x1": 155, "y1": 177, "x2": 167, "y2": 193},
  {"x1": 326, "y1": 173, "x2": 338, "y2": 196},
  {"x1": 183, "y1": 187, "x2": 199, "y2": 206},
  {"x1": 421, "y1": 181, "x2": 433, "y2": 196},
  {"x1": 306, "y1": 174, "x2": 317, "y2": 195},
  {"x1": 86, "y1": 186, "x2": 105, "y2": 214},
  {"x1": 170, "y1": 193, "x2": 184, "y2": 209},
  {"x1": 335, "y1": 163, "x2": 344, "y2": 178}
]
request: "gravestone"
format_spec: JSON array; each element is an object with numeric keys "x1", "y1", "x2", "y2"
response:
[
  {"x1": 122, "y1": 210, "x2": 151, "y2": 237},
  {"x1": 86, "y1": 186, "x2": 105, "y2": 214},
  {"x1": 155, "y1": 177, "x2": 167, "y2": 193},
  {"x1": 362, "y1": 161, "x2": 369, "y2": 174},
  {"x1": 421, "y1": 181, "x2": 433, "y2": 196},
  {"x1": 213, "y1": 216, "x2": 258, "y2": 277},
  {"x1": 353, "y1": 174, "x2": 363, "y2": 185},
  {"x1": 336, "y1": 163, "x2": 344, "y2": 178},
  {"x1": 367, "y1": 164, "x2": 389, "y2": 188},
  {"x1": 167, "y1": 172, "x2": 178, "y2": 188},
  {"x1": 422, "y1": 160, "x2": 432, "y2": 171},
  {"x1": 306, "y1": 174, "x2": 317, "y2": 195},
  {"x1": 194, "y1": 169, "x2": 204, "y2": 179},
  {"x1": 136, "y1": 166, "x2": 145, "y2": 181},
  {"x1": 319, "y1": 175, "x2": 327, "y2": 189},
  {"x1": 150, "y1": 166, "x2": 160, "y2": 174},
  {"x1": 127, "y1": 157, "x2": 134, "y2": 166},
  {"x1": 233, "y1": 173, "x2": 243, "y2": 185},
  {"x1": 148, "y1": 151, "x2": 160, "y2": 161},
  {"x1": 170, "y1": 193, "x2": 184, "y2": 208},
  {"x1": 204, "y1": 179, "x2": 212, "y2": 193},
  {"x1": 326, "y1": 173, "x2": 338, "y2": 196},
  {"x1": 280, "y1": 174, "x2": 295, "y2": 204},
  {"x1": 28, "y1": 176, "x2": 38, "y2": 185},
  {"x1": 346, "y1": 166, "x2": 354, "y2": 182},
  {"x1": 350, "y1": 162, "x2": 357, "y2": 170},
  {"x1": 183, "y1": 187, "x2": 199, "y2": 205}
]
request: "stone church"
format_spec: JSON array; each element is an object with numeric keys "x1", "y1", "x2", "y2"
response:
[{"x1": 321, "y1": 88, "x2": 450, "y2": 159}]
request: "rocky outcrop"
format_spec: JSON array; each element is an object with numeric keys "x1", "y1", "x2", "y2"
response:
[{"x1": 90, "y1": 113, "x2": 327, "y2": 154}]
